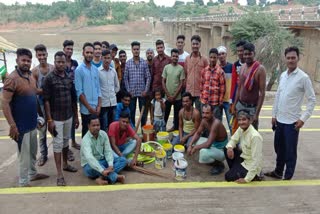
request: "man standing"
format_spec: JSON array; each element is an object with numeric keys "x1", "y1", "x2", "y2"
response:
[
  {"x1": 99, "y1": 50, "x2": 120, "y2": 132},
  {"x1": 265, "y1": 47, "x2": 316, "y2": 180},
  {"x1": 217, "y1": 46, "x2": 233, "y2": 133},
  {"x1": 124, "y1": 41, "x2": 151, "y2": 128},
  {"x1": 200, "y1": 48, "x2": 225, "y2": 121},
  {"x1": 75, "y1": 42, "x2": 102, "y2": 137},
  {"x1": 101, "y1": 41, "x2": 110, "y2": 52},
  {"x1": 110, "y1": 44, "x2": 121, "y2": 83},
  {"x1": 116, "y1": 50, "x2": 127, "y2": 103},
  {"x1": 145, "y1": 48, "x2": 155, "y2": 122},
  {"x1": 43, "y1": 51, "x2": 79, "y2": 186},
  {"x1": 233, "y1": 43, "x2": 266, "y2": 130},
  {"x1": 32, "y1": 44, "x2": 55, "y2": 166},
  {"x1": 152, "y1": 40, "x2": 171, "y2": 92},
  {"x1": 2, "y1": 48, "x2": 49, "y2": 187},
  {"x1": 185, "y1": 35, "x2": 209, "y2": 113},
  {"x1": 230, "y1": 40, "x2": 247, "y2": 135},
  {"x1": 162, "y1": 49, "x2": 185, "y2": 131},
  {"x1": 81, "y1": 115, "x2": 127, "y2": 185},
  {"x1": 92, "y1": 41, "x2": 103, "y2": 68}
]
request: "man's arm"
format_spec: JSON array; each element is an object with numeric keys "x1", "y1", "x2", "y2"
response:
[
  {"x1": 42, "y1": 77, "x2": 55, "y2": 134},
  {"x1": 300, "y1": 76, "x2": 316, "y2": 123},
  {"x1": 144, "y1": 62, "x2": 151, "y2": 93},
  {"x1": 103, "y1": 134, "x2": 114, "y2": 167},
  {"x1": 178, "y1": 109, "x2": 184, "y2": 140},
  {"x1": 173, "y1": 80, "x2": 183, "y2": 99},
  {"x1": 114, "y1": 71, "x2": 120, "y2": 93},
  {"x1": 75, "y1": 68, "x2": 93, "y2": 113},
  {"x1": 71, "y1": 83, "x2": 79, "y2": 128},
  {"x1": 82, "y1": 138, "x2": 105, "y2": 173},
  {"x1": 194, "y1": 121, "x2": 218, "y2": 150},
  {"x1": 131, "y1": 133, "x2": 142, "y2": 166},
  {"x1": 254, "y1": 66, "x2": 266, "y2": 122},
  {"x1": 124, "y1": 63, "x2": 130, "y2": 93},
  {"x1": 109, "y1": 136, "x2": 122, "y2": 156},
  {"x1": 32, "y1": 68, "x2": 42, "y2": 95},
  {"x1": 219, "y1": 71, "x2": 226, "y2": 106}
]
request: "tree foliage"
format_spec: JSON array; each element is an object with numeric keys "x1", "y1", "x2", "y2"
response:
[
  {"x1": 247, "y1": 0, "x2": 257, "y2": 6},
  {"x1": 194, "y1": 0, "x2": 205, "y2": 6}
]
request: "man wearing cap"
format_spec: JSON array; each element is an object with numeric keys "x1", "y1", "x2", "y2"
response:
[{"x1": 217, "y1": 45, "x2": 233, "y2": 134}]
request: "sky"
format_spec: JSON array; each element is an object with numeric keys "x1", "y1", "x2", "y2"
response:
[{"x1": 0, "y1": 0, "x2": 255, "y2": 7}]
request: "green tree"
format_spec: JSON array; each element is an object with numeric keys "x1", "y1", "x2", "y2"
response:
[
  {"x1": 259, "y1": 0, "x2": 267, "y2": 6},
  {"x1": 194, "y1": 0, "x2": 204, "y2": 6},
  {"x1": 247, "y1": 0, "x2": 256, "y2": 5},
  {"x1": 230, "y1": 12, "x2": 303, "y2": 91},
  {"x1": 218, "y1": 0, "x2": 225, "y2": 3},
  {"x1": 174, "y1": 0, "x2": 185, "y2": 6}
]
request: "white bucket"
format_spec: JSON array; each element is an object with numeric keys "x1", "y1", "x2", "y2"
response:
[
  {"x1": 174, "y1": 158, "x2": 188, "y2": 181},
  {"x1": 172, "y1": 152, "x2": 184, "y2": 171}
]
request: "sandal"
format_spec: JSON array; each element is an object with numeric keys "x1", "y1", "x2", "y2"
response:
[
  {"x1": 67, "y1": 150, "x2": 75, "y2": 162},
  {"x1": 63, "y1": 165, "x2": 78, "y2": 173},
  {"x1": 57, "y1": 177, "x2": 66, "y2": 186},
  {"x1": 37, "y1": 156, "x2": 48, "y2": 167},
  {"x1": 72, "y1": 142, "x2": 81, "y2": 150}
]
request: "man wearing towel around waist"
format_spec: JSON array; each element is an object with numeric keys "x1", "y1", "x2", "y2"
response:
[{"x1": 187, "y1": 104, "x2": 228, "y2": 175}]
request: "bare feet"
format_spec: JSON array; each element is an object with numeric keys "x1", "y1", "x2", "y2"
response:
[
  {"x1": 117, "y1": 175, "x2": 125, "y2": 184},
  {"x1": 95, "y1": 177, "x2": 108, "y2": 185}
]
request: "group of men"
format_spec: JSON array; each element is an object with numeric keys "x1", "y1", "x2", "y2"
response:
[{"x1": 1, "y1": 33, "x2": 316, "y2": 186}]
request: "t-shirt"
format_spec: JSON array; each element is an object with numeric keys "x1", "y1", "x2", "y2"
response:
[
  {"x1": 162, "y1": 64, "x2": 185, "y2": 100},
  {"x1": 91, "y1": 60, "x2": 103, "y2": 68},
  {"x1": 221, "y1": 62, "x2": 233, "y2": 102},
  {"x1": 108, "y1": 121, "x2": 135, "y2": 146},
  {"x1": 178, "y1": 51, "x2": 189, "y2": 67},
  {"x1": 151, "y1": 98, "x2": 166, "y2": 117}
]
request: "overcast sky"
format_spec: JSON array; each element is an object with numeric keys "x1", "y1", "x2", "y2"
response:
[{"x1": 0, "y1": 0, "x2": 254, "y2": 7}]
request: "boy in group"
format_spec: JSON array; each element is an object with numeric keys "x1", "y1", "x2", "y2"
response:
[
  {"x1": 150, "y1": 88, "x2": 166, "y2": 133},
  {"x1": 114, "y1": 91, "x2": 135, "y2": 129}
]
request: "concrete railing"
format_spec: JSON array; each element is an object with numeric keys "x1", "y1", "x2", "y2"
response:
[{"x1": 163, "y1": 6, "x2": 320, "y2": 23}]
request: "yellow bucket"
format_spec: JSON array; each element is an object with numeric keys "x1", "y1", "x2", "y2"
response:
[
  {"x1": 155, "y1": 148, "x2": 166, "y2": 169},
  {"x1": 174, "y1": 144, "x2": 185, "y2": 153},
  {"x1": 163, "y1": 143, "x2": 173, "y2": 159}
]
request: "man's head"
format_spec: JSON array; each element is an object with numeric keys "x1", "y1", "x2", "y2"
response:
[
  {"x1": 131, "y1": 41, "x2": 140, "y2": 58},
  {"x1": 119, "y1": 50, "x2": 127, "y2": 64},
  {"x1": 191, "y1": 35, "x2": 201, "y2": 53},
  {"x1": 54, "y1": 51, "x2": 66, "y2": 72},
  {"x1": 209, "y1": 48, "x2": 219, "y2": 66},
  {"x1": 93, "y1": 41, "x2": 102, "y2": 59},
  {"x1": 102, "y1": 50, "x2": 112, "y2": 69},
  {"x1": 119, "y1": 111, "x2": 130, "y2": 130},
  {"x1": 237, "y1": 110, "x2": 252, "y2": 130},
  {"x1": 217, "y1": 46, "x2": 227, "y2": 64},
  {"x1": 243, "y1": 43, "x2": 256, "y2": 65},
  {"x1": 202, "y1": 104, "x2": 213, "y2": 121},
  {"x1": 235, "y1": 40, "x2": 247, "y2": 62},
  {"x1": 88, "y1": 115, "x2": 100, "y2": 137},
  {"x1": 82, "y1": 42, "x2": 94, "y2": 63},
  {"x1": 121, "y1": 91, "x2": 131, "y2": 107},
  {"x1": 176, "y1": 35, "x2": 186, "y2": 52},
  {"x1": 110, "y1": 44, "x2": 118, "y2": 59},
  {"x1": 34, "y1": 44, "x2": 48, "y2": 65},
  {"x1": 284, "y1": 46, "x2": 300, "y2": 71},
  {"x1": 146, "y1": 48, "x2": 154, "y2": 62},
  {"x1": 171, "y1": 48, "x2": 179, "y2": 64},
  {"x1": 182, "y1": 92, "x2": 193, "y2": 109},
  {"x1": 101, "y1": 41, "x2": 110, "y2": 52},
  {"x1": 16, "y1": 48, "x2": 32, "y2": 72},
  {"x1": 63, "y1": 40, "x2": 74, "y2": 58},
  {"x1": 155, "y1": 39, "x2": 165, "y2": 56}
]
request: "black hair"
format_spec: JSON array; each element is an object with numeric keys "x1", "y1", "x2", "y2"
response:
[
  {"x1": 243, "y1": 43, "x2": 255, "y2": 52},
  {"x1": 182, "y1": 92, "x2": 193, "y2": 101},
  {"x1": 153, "y1": 88, "x2": 163, "y2": 97},
  {"x1": 209, "y1": 48, "x2": 218, "y2": 55},
  {"x1": 88, "y1": 114, "x2": 100, "y2": 124},
  {"x1": 176, "y1": 35, "x2": 186, "y2": 41},
  {"x1": 102, "y1": 50, "x2": 111, "y2": 56},
  {"x1": 284, "y1": 46, "x2": 300, "y2": 57},
  {"x1": 63, "y1": 40, "x2": 74, "y2": 48},
  {"x1": 131, "y1": 41, "x2": 140, "y2": 47},
  {"x1": 54, "y1": 51, "x2": 66, "y2": 59},
  {"x1": 93, "y1": 41, "x2": 102, "y2": 47},
  {"x1": 82, "y1": 42, "x2": 94, "y2": 51},
  {"x1": 102, "y1": 41, "x2": 110, "y2": 48},
  {"x1": 155, "y1": 39, "x2": 164, "y2": 46},
  {"x1": 122, "y1": 91, "x2": 132, "y2": 99},
  {"x1": 236, "y1": 40, "x2": 247, "y2": 48},
  {"x1": 34, "y1": 44, "x2": 47, "y2": 52},
  {"x1": 202, "y1": 103, "x2": 214, "y2": 112},
  {"x1": 16, "y1": 48, "x2": 32, "y2": 58},
  {"x1": 120, "y1": 111, "x2": 130, "y2": 119},
  {"x1": 191, "y1": 35, "x2": 201, "y2": 43},
  {"x1": 237, "y1": 109, "x2": 252, "y2": 119},
  {"x1": 171, "y1": 48, "x2": 179, "y2": 55},
  {"x1": 119, "y1": 50, "x2": 126, "y2": 55}
]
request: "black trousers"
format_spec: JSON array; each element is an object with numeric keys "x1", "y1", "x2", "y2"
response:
[{"x1": 224, "y1": 148, "x2": 248, "y2": 181}]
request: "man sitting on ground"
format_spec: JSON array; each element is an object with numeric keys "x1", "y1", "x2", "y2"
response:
[
  {"x1": 80, "y1": 115, "x2": 127, "y2": 185},
  {"x1": 114, "y1": 91, "x2": 135, "y2": 128},
  {"x1": 187, "y1": 104, "x2": 228, "y2": 175},
  {"x1": 224, "y1": 110, "x2": 263, "y2": 183},
  {"x1": 108, "y1": 112, "x2": 142, "y2": 167}
]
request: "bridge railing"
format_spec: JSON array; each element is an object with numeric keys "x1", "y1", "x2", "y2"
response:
[{"x1": 162, "y1": 6, "x2": 320, "y2": 23}]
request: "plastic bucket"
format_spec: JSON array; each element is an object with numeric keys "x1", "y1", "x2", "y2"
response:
[
  {"x1": 174, "y1": 158, "x2": 188, "y2": 181},
  {"x1": 174, "y1": 144, "x2": 185, "y2": 153},
  {"x1": 163, "y1": 143, "x2": 173, "y2": 159},
  {"x1": 157, "y1": 131, "x2": 170, "y2": 145},
  {"x1": 142, "y1": 124, "x2": 155, "y2": 142},
  {"x1": 155, "y1": 149, "x2": 166, "y2": 169},
  {"x1": 172, "y1": 152, "x2": 184, "y2": 171}
]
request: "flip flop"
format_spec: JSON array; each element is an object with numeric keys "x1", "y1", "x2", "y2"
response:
[
  {"x1": 67, "y1": 150, "x2": 75, "y2": 162},
  {"x1": 30, "y1": 173, "x2": 49, "y2": 181},
  {"x1": 57, "y1": 177, "x2": 66, "y2": 186},
  {"x1": 63, "y1": 165, "x2": 78, "y2": 173},
  {"x1": 37, "y1": 156, "x2": 48, "y2": 167}
]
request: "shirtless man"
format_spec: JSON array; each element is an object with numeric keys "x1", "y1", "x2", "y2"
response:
[{"x1": 188, "y1": 104, "x2": 228, "y2": 175}]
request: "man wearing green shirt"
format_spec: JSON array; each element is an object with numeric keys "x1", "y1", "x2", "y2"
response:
[
  {"x1": 80, "y1": 115, "x2": 126, "y2": 185},
  {"x1": 224, "y1": 110, "x2": 263, "y2": 183}
]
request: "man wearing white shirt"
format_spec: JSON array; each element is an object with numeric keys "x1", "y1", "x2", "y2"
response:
[
  {"x1": 99, "y1": 50, "x2": 120, "y2": 132},
  {"x1": 266, "y1": 46, "x2": 316, "y2": 180}
]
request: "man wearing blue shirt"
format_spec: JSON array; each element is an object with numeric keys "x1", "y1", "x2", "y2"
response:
[
  {"x1": 114, "y1": 91, "x2": 135, "y2": 129},
  {"x1": 75, "y1": 42, "x2": 102, "y2": 137}
]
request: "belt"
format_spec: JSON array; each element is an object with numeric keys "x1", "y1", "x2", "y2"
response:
[{"x1": 239, "y1": 100, "x2": 257, "y2": 108}]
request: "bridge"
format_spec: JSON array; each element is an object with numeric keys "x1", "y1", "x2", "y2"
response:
[{"x1": 160, "y1": 6, "x2": 320, "y2": 93}]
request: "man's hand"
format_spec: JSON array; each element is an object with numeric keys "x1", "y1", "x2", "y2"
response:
[
  {"x1": 9, "y1": 125, "x2": 19, "y2": 141},
  {"x1": 142, "y1": 91, "x2": 147, "y2": 98},
  {"x1": 130, "y1": 157, "x2": 137, "y2": 167},
  {"x1": 74, "y1": 117, "x2": 79, "y2": 129},
  {"x1": 102, "y1": 166, "x2": 114, "y2": 176},
  {"x1": 190, "y1": 145, "x2": 198, "y2": 155},
  {"x1": 271, "y1": 118, "x2": 276, "y2": 127},
  {"x1": 230, "y1": 103, "x2": 235, "y2": 115},
  {"x1": 235, "y1": 178, "x2": 247, "y2": 184},
  {"x1": 180, "y1": 136, "x2": 187, "y2": 145},
  {"x1": 187, "y1": 146, "x2": 193, "y2": 156},
  {"x1": 227, "y1": 148, "x2": 234, "y2": 160},
  {"x1": 253, "y1": 114, "x2": 258, "y2": 124},
  {"x1": 295, "y1": 120, "x2": 304, "y2": 130},
  {"x1": 47, "y1": 121, "x2": 56, "y2": 136},
  {"x1": 96, "y1": 106, "x2": 101, "y2": 116},
  {"x1": 168, "y1": 96, "x2": 175, "y2": 103},
  {"x1": 88, "y1": 107, "x2": 96, "y2": 115}
]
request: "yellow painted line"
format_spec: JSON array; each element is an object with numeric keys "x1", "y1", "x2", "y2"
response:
[
  {"x1": 259, "y1": 116, "x2": 320, "y2": 119},
  {"x1": 0, "y1": 180, "x2": 319, "y2": 195}
]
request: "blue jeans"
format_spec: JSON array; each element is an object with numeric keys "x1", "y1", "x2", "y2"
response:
[
  {"x1": 153, "y1": 117, "x2": 166, "y2": 133},
  {"x1": 171, "y1": 131, "x2": 193, "y2": 147},
  {"x1": 129, "y1": 96, "x2": 147, "y2": 128},
  {"x1": 274, "y1": 121, "x2": 299, "y2": 180},
  {"x1": 222, "y1": 102, "x2": 232, "y2": 134},
  {"x1": 100, "y1": 106, "x2": 115, "y2": 132},
  {"x1": 113, "y1": 139, "x2": 137, "y2": 161},
  {"x1": 83, "y1": 157, "x2": 127, "y2": 184}
]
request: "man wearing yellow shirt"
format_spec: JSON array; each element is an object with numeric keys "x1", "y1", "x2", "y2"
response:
[{"x1": 224, "y1": 110, "x2": 263, "y2": 183}]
